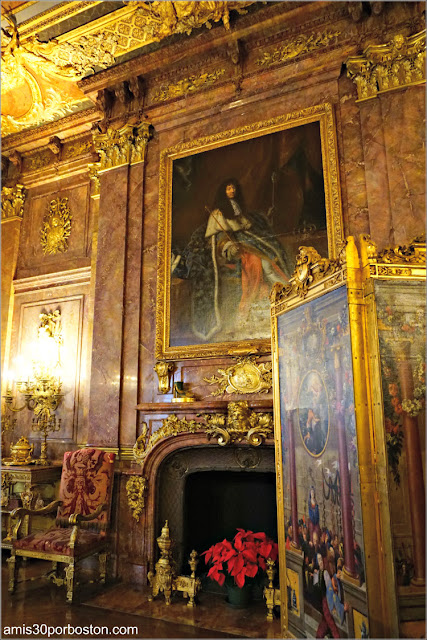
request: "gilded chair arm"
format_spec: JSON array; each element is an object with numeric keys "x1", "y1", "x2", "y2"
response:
[
  {"x1": 68, "y1": 503, "x2": 107, "y2": 551},
  {"x1": 10, "y1": 500, "x2": 62, "y2": 542},
  {"x1": 10, "y1": 499, "x2": 62, "y2": 520},
  {"x1": 68, "y1": 502, "x2": 107, "y2": 525}
]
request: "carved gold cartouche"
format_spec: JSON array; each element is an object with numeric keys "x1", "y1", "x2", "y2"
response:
[{"x1": 40, "y1": 198, "x2": 72, "y2": 255}]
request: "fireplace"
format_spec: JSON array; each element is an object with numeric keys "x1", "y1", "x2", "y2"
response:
[{"x1": 156, "y1": 445, "x2": 277, "y2": 584}]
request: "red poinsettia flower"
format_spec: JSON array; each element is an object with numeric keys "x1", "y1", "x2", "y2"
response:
[{"x1": 202, "y1": 529, "x2": 278, "y2": 588}]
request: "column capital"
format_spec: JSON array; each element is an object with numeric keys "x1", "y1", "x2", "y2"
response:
[
  {"x1": 92, "y1": 121, "x2": 153, "y2": 173},
  {"x1": 1, "y1": 184, "x2": 26, "y2": 223}
]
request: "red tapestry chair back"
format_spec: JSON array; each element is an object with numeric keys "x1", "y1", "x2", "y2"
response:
[
  {"x1": 8, "y1": 448, "x2": 116, "y2": 603},
  {"x1": 56, "y1": 449, "x2": 115, "y2": 531}
]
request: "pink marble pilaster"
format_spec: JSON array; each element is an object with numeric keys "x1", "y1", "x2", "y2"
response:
[
  {"x1": 379, "y1": 87, "x2": 425, "y2": 245},
  {"x1": 1, "y1": 218, "x2": 22, "y2": 387},
  {"x1": 88, "y1": 165, "x2": 129, "y2": 447},
  {"x1": 358, "y1": 98, "x2": 394, "y2": 250},
  {"x1": 120, "y1": 161, "x2": 145, "y2": 447}
]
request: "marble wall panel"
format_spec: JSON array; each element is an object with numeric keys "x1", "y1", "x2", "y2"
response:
[
  {"x1": 6, "y1": 279, "x2": 90, "y2": 461},
  {"x1": 120, "y1": 162, "x2": 145, "y2": 447},
  {"x1": 16, "y1": 174, "x2": 92, "y2": 279},
  {"x1": 88, "y1": 165, "x2": 129, "y2": 447},
  {"x1": 380, "y1": 87, "x2": 426, "y2": 245},
  {"x1": 1, "y1": 219, "x2": 22, "y2": 383}
]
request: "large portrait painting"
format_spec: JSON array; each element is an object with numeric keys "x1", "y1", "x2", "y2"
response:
[{"x1": 156, "y1": 103, "x2": 343, "y2": 359}]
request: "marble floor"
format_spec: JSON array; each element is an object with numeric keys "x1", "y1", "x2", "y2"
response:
[{"x1": 1, "y1": 556, "x2": 280, "y2": 639}]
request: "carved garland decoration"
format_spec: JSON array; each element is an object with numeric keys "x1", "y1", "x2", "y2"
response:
[
  {"x1": 133, "y1": 402, "x2": 274, "y2": 468},
  {"x1": 40, "y1": 197, "x2": 72, "y2": 255},
  {"x1": 153, "y1": 68, "x2": 226, "y2": 102},
  {"x1": 1, "y1": 184, "x2": 26, "y2": 221},
  {"x1": 256, "y1": 29, "x2": 340, "y2": 67},
  {"x1": 204, "y1": 401, "x2": 273, "y2": 447},
  {"x1": 204, "y1": 357, "x2": 272, "y2": 396},
  {"x1": 125, "y1": 476, "x2": 147, "y2": 522},
  {"x1": 346, "y1": 30, "x2": 426, "y2": 101}
]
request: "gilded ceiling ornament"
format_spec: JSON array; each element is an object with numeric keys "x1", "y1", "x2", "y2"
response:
[
  {"x1": 40, "y1": 197, "x2": 72, "y2": 255},
  {"x1": 1, "y1": 14, "x2": 117, "y2": 136},
  {"x1": 1, "y1": 184, "x2": 26, "y2": 221},
  {"x1": 256, "y1": 30, "x2": 340, "y2": 67},
  {"x1": 125, "y1": 476, "x2": 147, "y2": 522},
  {"x1": 203, "y1": 357, "x2": 272, "y2": 396},
  {"x1": 153, "y1": 69, "x2": 226, "y2": 102},
  {"x1": 93, "y1": 122, "x2": 152, "y2": 171},
  {"x1": 346, "y1": 29, "x2": 426, "y2": 101},
  {"x1": 204, "y1": 401, "x2": 273, "y2": 446}
]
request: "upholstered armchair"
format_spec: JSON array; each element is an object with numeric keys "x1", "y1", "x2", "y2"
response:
[{"x1": 7, "y1": 448, "x2": 116, "y2": 603}]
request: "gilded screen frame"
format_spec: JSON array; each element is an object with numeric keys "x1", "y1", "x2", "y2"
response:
[{"x1": 156, "y1": 102, "x2": 343, "y2": 360}]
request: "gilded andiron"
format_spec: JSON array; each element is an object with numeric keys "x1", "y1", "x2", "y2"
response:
[
  {"x1": 148, "y1": 521, "x2": 201, "y2": 606},
  {"x1": 263, "y1": 558, "x2": 281, "y2": 621}
]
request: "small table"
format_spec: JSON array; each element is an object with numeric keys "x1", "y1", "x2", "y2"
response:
[{"x1": 1, "y1": 463, "x2": 62, "y2": 549}]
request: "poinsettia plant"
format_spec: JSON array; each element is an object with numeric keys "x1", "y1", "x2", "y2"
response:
[{"x1": 202, "y1": 528, "x2": 278, "y2": 588}]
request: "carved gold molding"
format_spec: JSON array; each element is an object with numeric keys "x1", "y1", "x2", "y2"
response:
[
  {"x1": 92, "y1": 122, "x2": 152, "y2": 172},
  {"x1": 204, "y1": 357, "x2": 272, "y2": 396},
  {"x1": 125, "y1": 475, "x2": 147, "y2": 522},
  {"x1": 256, "y1": 29, "x2": 340, "y2": 67},
  {"x1": 346, "y1": 30, "x2": 426, "y2": 101},
  {"x1": 360, "y1": 234, "x2": 426, "y2": 279},
  {"x1": 270, "y1": 245, "x2": 345, "y2": 307},
  {"x1": 1, "y1": 184, "x2": 26, "y2": 222},
  {"x1": 40, "y1": 197, "x2": 72, "y2": 255},
  {"x1": 153, "y1": 68, "x2": 226, "y2": 102},
  {"x1": 154, "y1": 361, "x2": 174, "y2": 394},
  {"x1": 204, "y1": 401, "x2": 273, "y2": 446},
  {"x1": 133, "y1": 417, "x2": 201, "y2": 467},
  {"x1": 62, "y1": 2, "x2": 254, "y2": 59}
]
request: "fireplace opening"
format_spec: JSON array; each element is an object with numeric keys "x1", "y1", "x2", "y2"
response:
[{"x1": 182, "y1": 470, "x2": 277, "y2": 594}]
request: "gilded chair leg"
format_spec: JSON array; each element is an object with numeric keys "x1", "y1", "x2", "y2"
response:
[
  {"x1": 99, "y1": 552, "x2": 108, "y2": 584},
  {"x1": 65, "y1": 562, "x2": 75, "y2": 604},
  {"x1": 7, "y1": 553, "x2": 18, "y2": 593}
]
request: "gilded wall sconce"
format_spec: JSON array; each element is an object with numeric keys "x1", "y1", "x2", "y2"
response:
[{"x1": 4, "y1": 310, "x2": 64, "y2": 465}]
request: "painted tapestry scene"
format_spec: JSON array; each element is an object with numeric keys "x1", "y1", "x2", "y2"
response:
[
  {"x1": 375, "y1": 280, "x2": 426, "y2": 590},
  {"x1": 276, "y1": 286, "x2": 368, "y2": 638},
  {"x1": 170, "y1": 121, "x2": 327, "y2": 347}
]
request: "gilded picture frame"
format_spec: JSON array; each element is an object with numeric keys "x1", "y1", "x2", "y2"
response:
[{"x1": 156, "y1": 102, "x2": 343, "y2": 360}]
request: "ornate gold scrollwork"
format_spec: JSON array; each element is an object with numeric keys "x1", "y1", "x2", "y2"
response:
[
  {"x1": 270, "y1": 245, "x2": 344, "y2": 305},
  {"x1": 40, "y1": 197, "x2": 72, "y2": 255},
  {"x1": 125, "y1": 475, "x2": 147, "y2": 522},
  {"x1": 154, "y1": 361, "x2": 174, "y2": 394},
  {"x1": 1, "y1": 184, "x2": 26, "y2": 221},
  {"x1": 346, "y1": 30, "x2": 426, "y2": 101},
  {"x1": 256, "y1": 29, "x2": 340, "y2": 67},
  {"x1": 92, "y1": 122, "x2": 152, "y2": 171},
  {"x1": 360, "y1": 234, "x2": 426, "y2": 272},
  {"x1": 203, "y1": 356, "x2": 272, "y2": 396},
  {"x1": 133, "y1": 417, "x2": 201, "y2": 468},
  {"x1": 204, "y1": 400, "x2": 273, "y2": 447},
  {"x1": 153, "y1": 69, "x2": 225, "y2": 102}
]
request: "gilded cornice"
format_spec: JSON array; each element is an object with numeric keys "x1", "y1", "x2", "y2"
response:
[
  {"x1": 92, "y1": 121, "x2": 152, "y2": 172},
  {"x1": 1, "y1": 184, "x2": 26, "y2": 222},
  {"x1": 346, "y1": 30, "x2": 426, "y2": 101}
]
